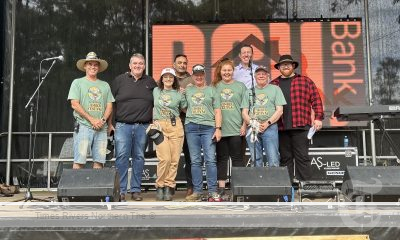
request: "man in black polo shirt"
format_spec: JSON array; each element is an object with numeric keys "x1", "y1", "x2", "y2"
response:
[{"x1": 109, "y1": 53, "x2": 157, "y2": 201}]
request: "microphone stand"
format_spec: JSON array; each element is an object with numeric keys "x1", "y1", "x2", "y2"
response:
[
  {"x1": 248, "y1": 60, "x2": 257, "y2": 167},
  {"x1": 14, "y1": 59, "x2": 57, "y2": 202}
]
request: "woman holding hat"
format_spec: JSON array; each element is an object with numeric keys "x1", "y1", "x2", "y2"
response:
[
  {"x1": 184, "y1": 64, "x2": 222, "y2": 202},
  {"x1": 152, "y1": 67, "x2": 187, "y2": 201},
  {"x1": 68, "y1": 52, "x2": 114, "y2": 169}
]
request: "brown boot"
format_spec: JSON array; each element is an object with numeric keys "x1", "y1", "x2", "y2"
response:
[{"x1": 186, "y1": 187, "x2": 193, "y2": 197}]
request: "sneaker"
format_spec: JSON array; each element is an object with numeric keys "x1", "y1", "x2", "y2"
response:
[
  {"x1": 217, "y1": 187, "x2": 225, "y2": 196},
  {"x1": 186, "y1": 187, "x2": 193, "y2": 197},
  {"x1": 185, "y1": 192, "x2": 202, "y2": 202},
  {"x1": 131, "y1": 192, "x2": 143, "y2": 201},
  {"x1": 208, "y1": 192, "x2": 222, "y2": 202}
]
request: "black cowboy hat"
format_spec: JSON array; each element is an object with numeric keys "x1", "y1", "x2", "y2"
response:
[{"x1": 274, "y1": 55, "x2": 299, "y2": 70}]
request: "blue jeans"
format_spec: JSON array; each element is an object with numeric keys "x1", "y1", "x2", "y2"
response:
[
  {"x1": 185, "y1": 122, "x2": 217, "y2": 194},
  {"x1": 246, "y1": 123, "x2": 280, "y2": 167},
  {"x1": 114, "y1": 122, "x2": 148, "y2": 194},
  {"x1": 73, "y1": 124, "x2": 107, "y2": 164}
]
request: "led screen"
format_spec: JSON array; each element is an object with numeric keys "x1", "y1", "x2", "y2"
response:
[{"x1": 152, "y1": 21, "x2": 365, "y2": 127}]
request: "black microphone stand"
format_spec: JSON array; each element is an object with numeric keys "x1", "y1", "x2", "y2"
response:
[
  {"x1": 14, "y1": 59, "x2": 58, "y2": 202},
  {"x1": 247, "y1": 59, "x2": 257, "y2": 167}
]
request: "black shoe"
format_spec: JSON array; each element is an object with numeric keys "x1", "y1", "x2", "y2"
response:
[
  {"x1": 164, "y1": 187, "x2": 173, "y2": 201},
  {"x1": 120, "y1": 193, "x2": 126, "y2": 202},
  {"x1": 131, "y1": 192, "x2": 143, "y2": 201},
  {"x1": 156, "y1": 187, "x2": 164, "y2": 201}
]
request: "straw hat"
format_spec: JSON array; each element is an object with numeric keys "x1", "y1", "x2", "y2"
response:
[{"x1": 76, "y1": 52, "x2": 108, "y2": 73}]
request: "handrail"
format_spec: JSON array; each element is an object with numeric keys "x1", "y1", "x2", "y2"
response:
[{"x1": 1, "y1": 129, "x2": 399, "y2": 191}]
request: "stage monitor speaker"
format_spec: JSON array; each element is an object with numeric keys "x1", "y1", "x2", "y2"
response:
[
  {"x1": 341, "y1": 166, "x2": 400, "y2": 202},
  {"x1": 231, "y1": 167, "x2": 292, "y2": 202},
  {"x1": 57, "y1": 168, "x2": 120, "y2": 202}
]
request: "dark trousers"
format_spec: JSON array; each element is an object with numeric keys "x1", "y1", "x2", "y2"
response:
[
  {"x1": 279, "y1": 130, "x2": 311, "y2": 181},
  {"x1": 181, "y1": 116, "x2": 193, "y2": 188},
  {"x1": 182, "y1": 137, "x2": 193, "y2": 188},
  {"x1": 216, "y1": 136, "x2": 244, "y2": 181}
]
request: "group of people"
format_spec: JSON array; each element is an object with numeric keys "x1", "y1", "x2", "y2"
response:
[{"x1": 67, "y1": 44, "x2": 324, "y2": 202}]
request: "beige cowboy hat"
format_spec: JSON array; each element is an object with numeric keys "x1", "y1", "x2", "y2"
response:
[{"x1": 76, "y1": 52, "x2": 108, "y2": 73}]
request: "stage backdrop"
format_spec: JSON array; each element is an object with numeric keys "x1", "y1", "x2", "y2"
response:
[{"x1": 152, "y1": 20, "x2": 366, "y2": 127}]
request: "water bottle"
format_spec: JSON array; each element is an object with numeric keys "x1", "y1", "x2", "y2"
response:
[{"x1": 344, "y1": 135, "x2": 349, "y2": 147}]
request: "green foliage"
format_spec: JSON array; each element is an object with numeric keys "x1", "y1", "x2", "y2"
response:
[{"x1": 373, "y1": 57, "x2": 400, "y2": 104}]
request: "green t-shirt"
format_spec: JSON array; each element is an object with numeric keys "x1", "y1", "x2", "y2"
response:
[
  {"x1": 243, "y1": 84, "x2": 287, "y2": 121},
  {"x1": 215, "y1": 81, "x2": 248, "y2": 137},
  {"x1": 185, "y1": 85, "x2": 221, "y2": 127},
  {"x1": 153, "y1": 87, "x2": 187, "y2": 120},
  {"x1": 67, "y1": 77, "x2": 115, "y2": 128}
]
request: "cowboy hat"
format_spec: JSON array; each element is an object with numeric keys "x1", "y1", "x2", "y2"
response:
[
  {"x1": 274, "y1": 55, "x2": 299, "y2": 70},
  {"x1": 76, "y1": 52, "x2": 108, "y2": 73}
]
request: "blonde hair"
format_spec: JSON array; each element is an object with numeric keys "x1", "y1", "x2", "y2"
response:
[{"x1": 212, "y1": 58, "x2": 234, "y2": 87}]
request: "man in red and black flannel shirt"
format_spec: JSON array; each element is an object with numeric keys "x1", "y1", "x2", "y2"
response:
[{"x1": 270, "y1": 55, "x2": 324, "y2": 182}]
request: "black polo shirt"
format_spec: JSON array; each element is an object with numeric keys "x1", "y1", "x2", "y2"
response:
[{"x1": 111, "y1": 72, "x2": 157, "y2": 124}]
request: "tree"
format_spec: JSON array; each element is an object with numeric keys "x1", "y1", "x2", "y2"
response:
[{"x1": 373, "y1": 57, "x2": 400, "y2": 104}]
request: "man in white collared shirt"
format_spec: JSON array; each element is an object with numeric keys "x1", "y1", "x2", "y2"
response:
[{"x1": 233, "y1": 44, "x2": 258, "y2": 89}]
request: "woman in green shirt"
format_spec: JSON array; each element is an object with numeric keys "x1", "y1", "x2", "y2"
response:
[
  {"x1": 184, "y1": 64, "x2": 222, "y2": 202},
  {"x1": 212, "y1": 58, "x2": 248, "y2": 198},
  {"x1": 153, "y1": 68, "x2": 187, "y2": 201}
]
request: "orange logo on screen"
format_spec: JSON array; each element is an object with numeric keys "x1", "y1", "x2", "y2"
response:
[{"x1": 152, "y1": 22, "x2": 364, "y2": 127}]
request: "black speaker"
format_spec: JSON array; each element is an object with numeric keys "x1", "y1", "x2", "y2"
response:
[
  {"x1": 231, "y1": 167, "x2": 292, "y2": 202},
  {"x1": 57, "y1": 168, "x2": 120, "y2": 202},
  {"x1": 341, "y1": 166, "x2": 400, "y2": 202}
]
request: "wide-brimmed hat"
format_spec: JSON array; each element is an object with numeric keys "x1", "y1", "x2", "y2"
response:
[
  {"x1": 146, "y1": 123, "x2": 164, "y2": 145},
  {"x1": 274, "y1": 55, "x2": 299, "y2": 70},
  {"x1": 192, "y1": 64, "x2": 205, "y2": 74},
  {"x1": 76, "y1": 52, "x2": 108, "y2": 73},
  {"x1": 160, "y1": 67, "x2": 176, "y2": 77}
]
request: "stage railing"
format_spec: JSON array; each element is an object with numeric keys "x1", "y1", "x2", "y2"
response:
[{"x1": 0, "y1": 128, "x2": 399, "y2": 190}]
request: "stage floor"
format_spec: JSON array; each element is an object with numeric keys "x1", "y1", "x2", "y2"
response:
[{"x1": 1, "y1": 190, "x2": 400, "y2": 240}]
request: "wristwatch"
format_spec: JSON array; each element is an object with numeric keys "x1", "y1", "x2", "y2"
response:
[
  {"x1": 215, "y1": 127, "x2": 222, "y2": 130},
  {"x1": 101, "y1": 118, "x2": 107, "y2": 123},
  {"x1": 267, "y1": 120, "x2": 272, "y2": 125}
]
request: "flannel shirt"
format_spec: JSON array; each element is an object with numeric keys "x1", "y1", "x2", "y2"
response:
[{"x1": 270, "y1": 74, "x2": 324, "y2": 130}]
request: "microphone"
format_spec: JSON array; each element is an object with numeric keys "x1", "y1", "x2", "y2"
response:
[{"x1": 43, "y1": 55, "x2": 64, "y2": 61}]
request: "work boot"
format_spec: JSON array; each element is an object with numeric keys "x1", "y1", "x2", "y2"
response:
[
  {"x1": 164, "y1": 187, "x2": 173, "y2": 201},
  {"x1": 156, "y1": 187, "x2": 164, "y2": 201},
  {"x1": 131, "y1": 192, "x2": 143, "y2": 201},
  {"x1": 186, "y1": 187, "x2": 193, "y2": 197},
  {"x1": 185, "y1": 192, "x2": 202, "y2": 202}
]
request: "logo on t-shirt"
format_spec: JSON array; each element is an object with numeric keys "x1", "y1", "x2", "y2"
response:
[
  {"x1": 88, "y1": 86, "x2": 102, "y2": 101},
  {"x1": 192, "y1": 92, "x2": 205, "y2": 105},
  {"x1": 159, "y1": 94, "x2": 172, "y2": 107},
  {"x1": 221, "y1": 88, "x2": 233, "y2": 100},
  {"x1": 255, "y1": 93, "x2": 268, "y2": 106}
]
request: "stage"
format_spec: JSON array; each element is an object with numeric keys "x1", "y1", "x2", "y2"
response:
[{"x1": 0, "y1": 190, "x2": 399, "y2": 240}]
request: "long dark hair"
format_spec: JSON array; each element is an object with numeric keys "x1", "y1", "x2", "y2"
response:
[{"x1": 158, "y1": 74, "x2": 179, "y2": 90}]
